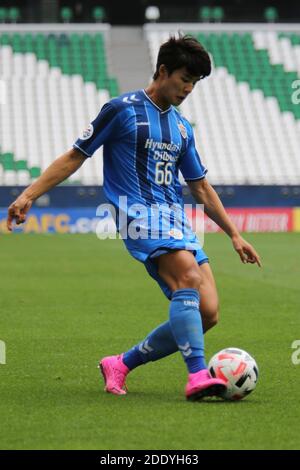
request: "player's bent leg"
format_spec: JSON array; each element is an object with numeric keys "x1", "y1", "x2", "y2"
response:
[
  {"x1": 99, "y1": 254, "x2": 223, "y2": 398},
  {"x1": 158, "y1": 250, "x2": 226, "y2": 400},
  {"x1": 198, "y1": 262, "x2": 219, "y2": 333}
]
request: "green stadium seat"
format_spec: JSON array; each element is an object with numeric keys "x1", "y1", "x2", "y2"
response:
[
  {"x1": 0, "y1": 33, "x2": 10, "y2": 45},
  {"x1": 198, "y1": 7, "x2": 211, "y2": 23},
  {"x1": 92, "y1": 6, "x2": 105, "y2": 23},
  {"x1": 15, "y1": 160, "x2": 28, "y2": 171},
  {"x1": 264, "y1": 7, "x2": 278, "y2": 23},
  {"x1": 1, "y1": 153, "x2": 14, "y2": 165},
  {"x1": 30, "y1": 167, "x2": 41, "y2": 178},
  {"x1": 108, "y1": 78, "x2": 119, "y2": 97},
  {"x1": 0, "y1": 7, "x2": 7, "y2": 23},
  {"x1": 35, "y1": 34, "x2": 44, "y2": 45},
  {"x1": 8, "y1": 7, "x2": 20, "y2": 23},
  {"x1": 3, "y1": 161, "x2": 14, "y2": 171},
  {"x1": 60, "y1": 7, "x2": 73, "y2": 23},
  {"x1": 212, "y1": 7, "x2": 224, "y2": 22}
]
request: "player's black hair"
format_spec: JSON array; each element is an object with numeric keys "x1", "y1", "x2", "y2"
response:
[{"x1": 153, "y1": 34, "x2": 211, "y2": 80}]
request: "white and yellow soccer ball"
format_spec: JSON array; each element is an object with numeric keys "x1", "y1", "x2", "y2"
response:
[{"x1": 208, "y1": 348, "x2": 259, "y2": 400}]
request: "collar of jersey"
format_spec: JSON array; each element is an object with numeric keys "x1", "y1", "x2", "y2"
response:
[{"x1": 142, "y1": 89, "x2": 172, "y2": 114}]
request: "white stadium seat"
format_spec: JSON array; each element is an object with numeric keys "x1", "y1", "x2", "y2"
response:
[{"x1": 145, "y1": 30, "x2": 300, "y2": 185}]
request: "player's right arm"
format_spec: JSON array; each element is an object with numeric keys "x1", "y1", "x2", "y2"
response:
[
  {"x1": 6, "y1": 148, "x2": 86, "y2": 231},
  {"x1": 7, "y1": 100, "x2": 122, "y2": 231}
]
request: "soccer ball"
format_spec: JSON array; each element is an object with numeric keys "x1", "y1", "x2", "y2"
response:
[{"x1": 208, "y1": 348, "x2": 259, "y2": 400}]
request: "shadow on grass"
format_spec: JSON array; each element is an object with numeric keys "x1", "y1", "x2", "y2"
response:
[
  {"x1": 96, "y1": 388, "x2": 261, "y2": 406},
  {"x1": 189, "y1": 397, "x2": 261, "y2": 405}
]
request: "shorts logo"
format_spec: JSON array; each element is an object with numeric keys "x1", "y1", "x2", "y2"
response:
[
  {"x1": 81, "y1": 124, "x2": 94, "y2": 140},
  {"x1": 178, "y1": 122, "x2": 187, "y2": 139}
]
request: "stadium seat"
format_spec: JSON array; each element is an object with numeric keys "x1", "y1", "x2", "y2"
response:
[
  {"x1": 92, "y1": 6, "x2": 106, "y2": 23},
  {"x1": 0, "y1": 7, "x2": 7, "y2": 23},
  {"x1": 264, "y1": 7, "x2": 278, "y2": 23},
  {"x1": 145, "y1": 6, "x2": 160, "y2": 23},
  {"x1": 198, "y1": 7, "x2": 211, "y2": 23},
  {"x1": 8, "y1": 7, "x2": 20, "y2": 23},
  {"x1": 212, "y1": 7, "x2": 224, "y2": 23},
  {"x1": 60, "y1": 7, "x2": 73, "y2": 23}
]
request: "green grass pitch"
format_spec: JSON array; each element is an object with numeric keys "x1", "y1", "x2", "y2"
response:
[{"x1": 0, "y1": 233, "x2": 299, "y2": 450}]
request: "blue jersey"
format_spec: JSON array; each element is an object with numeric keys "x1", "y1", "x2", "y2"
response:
[
  {"x1": 74, "y1": 89, "x2": 207, "y2": 210},
  {"x1": 74, "y1": 89, "x2": 209, "y2": 274}
]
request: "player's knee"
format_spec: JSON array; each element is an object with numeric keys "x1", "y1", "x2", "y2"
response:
[{"x1": 177, "y1": 269, "x2": 202, "y2": 290}]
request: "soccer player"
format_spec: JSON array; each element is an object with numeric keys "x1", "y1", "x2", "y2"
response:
[{"x1": 7, "y1": 35, "x2": 261, "y2": 401}]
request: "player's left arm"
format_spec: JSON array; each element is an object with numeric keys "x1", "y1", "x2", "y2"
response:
[{"x1": 188, "y1": 178, "x2": 262, "y2": 267}]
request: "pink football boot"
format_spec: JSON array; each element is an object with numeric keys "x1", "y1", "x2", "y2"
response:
[
  {"x1": 185, "y1": 369, "x2": 227, "y2": 401},
  {"x1": 99, "y1": 354, "x2": 129, "y2": 396}
]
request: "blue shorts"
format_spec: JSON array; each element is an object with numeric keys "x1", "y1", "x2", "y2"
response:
[{"x1": 123, "y1": 234, "x2": 208, "y2": 300}]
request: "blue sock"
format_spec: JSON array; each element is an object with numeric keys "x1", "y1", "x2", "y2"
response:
[
  {"x1": 169, "y1": 288, "x2": 206, "y2": 373},
  {"x1": 123, "y1": 321, "x2": 178, "y2": 370},
  {"x1": 123, "y1": 290, "x2": 207, "y2": 372}
]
